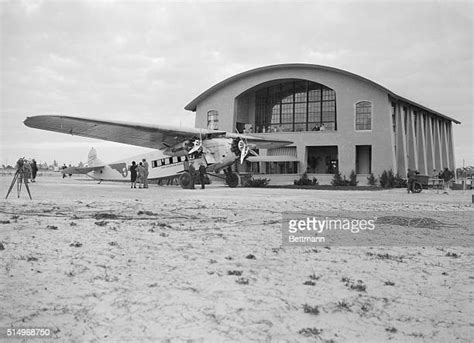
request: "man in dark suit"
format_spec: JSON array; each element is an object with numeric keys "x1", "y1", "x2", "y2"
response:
[{"x1": 198, "y1": 162, "x2": 207, "y2": 189}]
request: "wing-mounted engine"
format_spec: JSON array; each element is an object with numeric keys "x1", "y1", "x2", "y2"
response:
[{"x1": 231, "y1": 137, "x2": 258, "y2": 164}]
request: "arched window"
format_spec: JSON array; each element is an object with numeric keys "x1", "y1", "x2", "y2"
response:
[
  {"x1": 254, "y1": 80, "x2": 337, "y2": 133},
  {"x1": 355, "y1": 101, "x2": 372, "y2": 130},
  {"x1": 207, "y1": 110, "x2": 218, "y2": 130}
]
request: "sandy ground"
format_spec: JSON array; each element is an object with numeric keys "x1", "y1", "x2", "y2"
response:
[{"x1": 0, "y1": 175, "x2": 473, "y2": 342}]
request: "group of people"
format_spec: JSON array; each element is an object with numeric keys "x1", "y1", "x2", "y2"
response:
[
  {"x1": 187, "y1": 161, "x2": 207, "y2": 189},
  {"x1": 129, "y1": 158, "x2": 149, "y2": 189}
]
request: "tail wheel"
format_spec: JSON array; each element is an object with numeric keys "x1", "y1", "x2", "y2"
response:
[
  {"x1": 412, "y1": 182, "x2": 423, "y2": 193},
  {"x1": 179, "y1": 172, "x2": 192, "y2": 189},
  {"x1": 226, "y1": 172, "x2": 240, "y2": 188}
]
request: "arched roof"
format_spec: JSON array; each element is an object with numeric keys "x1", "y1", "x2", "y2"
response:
[{"x1": 184, "y1": 63, "x2": 460, "y2": 124}]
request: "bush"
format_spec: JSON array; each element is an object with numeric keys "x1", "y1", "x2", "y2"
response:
[
  {"x1": 348, "y1": 170, "x2": 358, "y2": 186},
  {"x1": 294, "y1": 172, "x2": 318, "y2": 186},
  {"x1": 367, "y1": 173, "x2": 377, "y2": 186},
  {"x1": 244, "y1": 177, "x2": 270, "y2": 187},
  {"x1": 379, "y1": 169, "x2": 395, "y2": 188},
  {"x1": 331, "y1": 171, "x2": 349, "y2": 186}
]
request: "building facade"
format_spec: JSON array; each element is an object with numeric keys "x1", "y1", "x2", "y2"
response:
[{"x1": 185, "y1": 64, "x2": 459, "y2": 185}]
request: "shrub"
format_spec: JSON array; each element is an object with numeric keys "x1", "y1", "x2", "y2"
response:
[
  {"x1": 348, "y1": 170, "x2": 358, "y2": 186},
  {"x1": 331, "y1": 171, "x2": 349, "y2": 186},
  {"x1": 379, "y1": 169, "x2": 395, "y2": 188},
  {"x1": 244, "y1": 177, "x2": 270, "y2": 187},
  {"x1": 367, "y1": 173, "x2": 377, "y2": 186},
  {"x1": 294, "y1": 172, "x2": 318, "y2": 186}
]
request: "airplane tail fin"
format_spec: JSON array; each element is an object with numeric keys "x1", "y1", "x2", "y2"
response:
[{"x1": 87, "y1": 147, "x2": 105, "y2": 167}]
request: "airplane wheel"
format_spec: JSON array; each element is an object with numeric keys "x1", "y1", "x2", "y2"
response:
[
  {"x1": 412, "y1": 182, "x2": 422, "y2": 193},
  {"x1": 226, "y1": 172, "x2": 240, "y2": 188},
  {"x1": 179, "y1": 172, "x2": 192, "y2": 189}
]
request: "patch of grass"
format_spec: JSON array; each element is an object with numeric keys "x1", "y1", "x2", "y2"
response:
[
  {"x1": 94, "y1": 213, "x2": 118, "y2": 220},
  {"x1": 361, "y1": 303, "x2": 371, "y2": 313},
  {"x1": 245, "y1": 254, "x2": 256, "y2": 260},
  {"x1": 384, "y1": 280, "x2": 395, "y2": 286},
  {"x1": 227, "y1": 270, "x2": 242, "y2": 276},
  {"x1": 336, "y1": 300, "x2": 351, "y2": 311},
  {"x1": 69, "y1": 241, "x2": 82, "y2": 248},
  {"x1": 386, "y1": 327, "x2": 397, "y2": 333},
  {"x1": 309, "y1": 273, "x2": 321, "y2": 281},
  {"x1": 366, "y1": 252, "x2": 404, "y2": 263},
  {"x1": 94, "y1": 221, "x2": 108, "y2": 226},
  {"x1": 298, "y1": 327, "x2": 323, "y2": 338},
  {"x1": 342, "y1": 277, "x2": 367, "y2": 292},
  {"x1": 303, "y1": 304, "x2": 319, "y2": 315},
  {"x1": 235, "y1": 277, "x2": 249, "y2": 285},
  {"x1": 446, "y1": 252, "x2": 460, "y2": 258},
  {"x1": 303, "y1": 280, "x2": 316, "y2": 286},
  {"x1": 46, "y1": 225, "x2": 58, "y2": 230},
  {"x1": 137, "y1": 210, "x2": 157, "y2": 216}
]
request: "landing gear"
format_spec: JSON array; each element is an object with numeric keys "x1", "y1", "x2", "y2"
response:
[
  {"x1": 224, "y1": 167, "x2": 240, "y2": 188},
  {"x1": 178, "y1": 172, "x2": 192, "y2": 189}
]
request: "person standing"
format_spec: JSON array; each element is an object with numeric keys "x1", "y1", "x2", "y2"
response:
[
  {"x1": 198, "y1": 162, "x2": 207, "y2": 189},
  {"x1": 142, "y1": 158, "x2": 149, "y2": 188},
  {"x1": 30, "y1": 159, "x2": 38, "y2": 183},
  {"x1": 129, "y1": 161, "x2": 137, "y2": 188},
  {"x1": 188, "y1": 162, "x2": 196, "y2": 189},
  {"x1": 137, "y1": 162, "x2": 145, "y2": 189}
]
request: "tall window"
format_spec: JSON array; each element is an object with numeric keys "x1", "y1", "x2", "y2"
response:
[
  {"x1": 207, "y1": 110, "x2": 218, "y2": 130},
  {"x1": 255, "y1": 80, "x2": 336, "y2": 133},
  {"x1": 355, "y1": 101, "x2": 372, "y2": 130}
]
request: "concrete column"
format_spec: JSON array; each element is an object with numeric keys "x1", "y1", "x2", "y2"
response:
[
  {"x1": 434, "y1": 117, "x2": 443, "y2": 170},
  {"x1": 426, "y1": 115, "x2": 435, "y2": 174},
  {"x1": 396, "y1": 103, "x2": 408, "y2": 175},
  {"x1": 449, "y1": 122, "x2": 456, "y2": 173},
  {"x1": 296, "y1": 144, "x2": 307, "y2": 174},
  {"x1": 407, "y1": 108, "x2": 417, "y2": 170},
  {"x1": 441, "y1": 121, "x2": 450, "y2": 170},
  {"x1": 389, "y1": 103, "x2": 397, "y2": 174},
  {"x1": 417, "y1": 112, "x2": 428, "y2": 174},
  {"x1": 448, "y1": 122, "x2": 455, "y2": 170}
]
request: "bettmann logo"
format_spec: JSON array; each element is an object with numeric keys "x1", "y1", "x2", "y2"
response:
[{"x1": 282, "y1": 214, "x2": 376, "y2": 246}]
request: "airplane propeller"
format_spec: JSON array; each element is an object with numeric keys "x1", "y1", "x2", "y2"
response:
[
  {"x1": 188, "y1": 130, "x2": 204, "y2": 155},
  {"x1": 188, "y1": 139, "x2": 202, "y2": 154},
  {"x1": 236, "y1": 137, "x2": 258, "y2": 164}
]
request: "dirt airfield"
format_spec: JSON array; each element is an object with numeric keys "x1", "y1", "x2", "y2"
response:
[{"x1": 1, "y1": 175, "x2": 473, "y2": 342}]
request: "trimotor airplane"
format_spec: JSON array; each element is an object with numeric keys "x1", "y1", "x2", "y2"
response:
[{"x1": 24, "y1": 115, "x2": 293, "y2": 188}]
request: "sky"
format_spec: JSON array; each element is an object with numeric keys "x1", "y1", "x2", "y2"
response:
[{"x1": 1, "y1": 0, "x2": 473, "y2": 168}]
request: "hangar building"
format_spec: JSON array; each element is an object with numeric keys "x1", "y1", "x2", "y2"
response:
[{"x1": 185, "y1": 64, "x2": 460, "y2": 185}]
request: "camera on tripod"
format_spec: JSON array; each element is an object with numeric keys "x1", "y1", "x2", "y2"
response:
[{"x1": 5, "y1": 157, "x2": 33, "y2": 200}]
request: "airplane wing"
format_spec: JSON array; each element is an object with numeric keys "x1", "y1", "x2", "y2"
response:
[
  {"x1": 24, "y1": 115, "x2": 227, "y2": 150},
  {"x1": 24, "y1": 115, "x2": 293, "y2": 150}
]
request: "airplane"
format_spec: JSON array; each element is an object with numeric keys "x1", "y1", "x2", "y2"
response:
[
  {"x1": 24, "y1": 115, "x2": 293, "y2": 188},
  {"x1": 60, "y1": 147, "x2": 206, "y2": 185}
]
